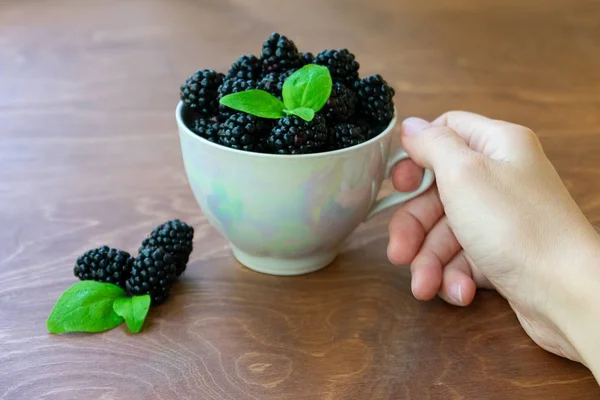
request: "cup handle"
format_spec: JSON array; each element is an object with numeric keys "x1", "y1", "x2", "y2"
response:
[{"x1": 365, "y1": 148, "x2": 435, "y2": 221}]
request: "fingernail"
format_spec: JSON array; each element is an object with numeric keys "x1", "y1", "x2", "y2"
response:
[
  {"x1": 402, "y1": 117, "x2": 430, "y2": 135},
  {"x1": 449, "y1": 283, "x2": 463, "y2": 305},
  {"x1": 411, "y1": 273, "x2": 420, "y2": 297}
]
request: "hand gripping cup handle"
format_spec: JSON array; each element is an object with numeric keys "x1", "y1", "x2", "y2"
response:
[{"x1": 365, "y1": 148, "x2": 435, "y2": 220}]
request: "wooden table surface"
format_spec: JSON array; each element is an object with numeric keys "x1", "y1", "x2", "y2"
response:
[{"x1": 2, "y1": 0, "x2": 600, "y2": 398}]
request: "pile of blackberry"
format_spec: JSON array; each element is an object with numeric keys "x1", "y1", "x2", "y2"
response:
[
  {"x1": 180, "y1": 33, "x2": 395, "y2": 154},
  {"x1": 73, "y1": 219, "x2": 194, "y2": 306}
]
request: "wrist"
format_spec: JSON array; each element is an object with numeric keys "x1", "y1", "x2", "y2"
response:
[{"x1": 552, "y1": 234, "x2": 600, "y2": 378}]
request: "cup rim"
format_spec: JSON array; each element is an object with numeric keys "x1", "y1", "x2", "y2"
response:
[{"x1": 176, "y1": 101, "x2": 397, "y2": 159}]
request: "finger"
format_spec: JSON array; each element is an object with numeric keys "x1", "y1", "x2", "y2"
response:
[
  {"x1": 392, "y1": 158, "x2": 424, "y2": 192},
  {"x1": 437, "y1": 251, "x2": 477, "y2": 306},
  {"x1": 431, "y1": 111, "x2": 542, "y2": 162},
  {"x1": 400, "y1": 117, "x2": 475, "y2": 172},
  {"x1": 410, "y1": 253, "x2": 443, "y2": 301},
  {"x1": 410, "y1": 216, "x2": 462, "y2": 300},
  {"x1": 387, "y1": 185, "x2": 444, "y2": 265}
]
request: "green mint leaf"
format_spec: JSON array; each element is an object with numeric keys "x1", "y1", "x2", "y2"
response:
[
  {"x1": 285, "y1": 107, "x2": 315, "y2": 122},
  {"x1": 113, "y1": 295, "x2": 151, "y2": 333},
  {"x1": 47, "y1": 281, "x2": 126, "y2": 334},
  {"x1": 219, "y1": 90, "x2": 285, "y2": 119},
  {"x1": 282, "y1": 65, "x2": 332, "y2": 112}
]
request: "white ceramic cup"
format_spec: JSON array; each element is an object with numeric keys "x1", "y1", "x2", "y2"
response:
[{"x1": 176, "y1": 102, "x2": 434, "y2": 275}]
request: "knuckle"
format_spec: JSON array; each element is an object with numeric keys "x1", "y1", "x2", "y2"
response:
[
  {"x1": 521, "y1": 128, "x2": 543, "y2": 149},
  {"x1": 496, "y1": 122, "x2": 541, "y2": 148}
]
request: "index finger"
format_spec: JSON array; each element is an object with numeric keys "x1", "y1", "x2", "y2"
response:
[{"x1": 431, "y1": 111, "x2": 541, "y2": 161}]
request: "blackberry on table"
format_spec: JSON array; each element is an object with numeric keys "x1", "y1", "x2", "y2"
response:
[
  {"x1": 219, "y1": 113, "x2": 270, "y2": 152},
  {"x1": 329, "y1": 123, "x2": 366, "y2": 150},
  {"x1": 355, "y1": 74, "x2": 395, "y2": 124},
  {"x1": 261, "y1": 33, "x2": 303, "y2": 73},
  {"x1": 227, "y1": 54, "x2": 262, "y2": 81},
  {"x1": 268, "y1": 114, "x2": 328, "y2": 154},
  {"x1": 126, "y1": 247, "x2": 177, "y2": 306},
  {"x1": 322, "y1": 82, "x2": 357, "y2": 123},
  {"x1": 315, "y1": 49, "x2": 360, "y2": 86},
  {"x1": 193, "y1": 118, "x2": 220, "y2": 143},
  {"x1": 74, "y1": 246, "x2": 134, "y2": 289},
  {"x1": 141, "y1": 219, "x2": 194, "y2": 276},
  {"x1": 256, "y1": 70, "x2": 294, "y2": 99}
]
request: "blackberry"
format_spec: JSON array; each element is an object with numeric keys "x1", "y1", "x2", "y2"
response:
[
  {"x1": 315, "y1": 49, "x2": 360, "y2": 86},
  {"x1": 217, "y1": 78, "x2": 259, "y2": 121},
  {"x1": 256, "y1": 70, "x2": 294, "y2": 99},
  {"x1": 301, "y1": 52, "x2": 314, "y2": 65},
  {"x1": 126, "y1": 247, "x2": 177, "y2": 306},
  {"x1": 227, "y1": 54, "x2": 262, "y2": 80},
  {"x1": 141, "y1": 219, "x2": 194, "y2": 276},
  {"x1": 322, "y1": 82, "x2": 357, "y2": 123},
  {"x1": 268, "y1": 114, "x2": 328, "y2": 154},
  {"x1": 255, "y1": 136, "x2": 271, "y2": 154},
  {"x1": 193, "y1": 118, "x2": 220, "y2": 143},
  {"x1": 74, "y1": 246, "x2": 134, "y2": 289},
  {"x1": 218, "y1": 77, "x2": 258, "y2": 98},
  {"x1": 217, "y1": 105, "x2": 234, "y2": 123},
  {"x1": 355, "y1": 117, "x2": 377, "y2": 139},
  {"x1": 355, "y1": 74, "x2": 395, "y2": 124},
  {"x1": 180, "y1": 69, "x2": 225, "y2": 116},
  {"x1": 219, "y1": 113, "x2": 269, "y2": 152},
  {"x1": 261, "y1": 33, "x2": 303, "y2": 73},
  {"x1": 329, "y1": 123, "x2": 366, "y2": 150}
]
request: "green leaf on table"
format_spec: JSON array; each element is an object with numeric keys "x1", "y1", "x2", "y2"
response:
[
  {"x1": 219, "y1": 90, "x2": 285, "y2": 119},
  {"x1": 112, "y1": 295, "x2": 151, "y2": 333},
  {"x1": 282, "y1": 64, "x2": 332, "y2": 112},
  {"x1": 284, "y1": 107, "x2": 315, "y2": 122},
  {"x1": 47, "y1": 281, "x2": 126, "y2": 334}
]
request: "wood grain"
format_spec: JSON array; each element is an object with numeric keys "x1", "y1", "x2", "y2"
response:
[{"x1": 1, "y1": 0, "x2": 600, "y2": 398}]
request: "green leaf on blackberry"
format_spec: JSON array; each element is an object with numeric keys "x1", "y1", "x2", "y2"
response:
[
  {"x1": 113, "y1": 295, "x2": 151, "y2": 333},
  {"x1": 268, "y1": 114, "x2": 328, "y2": 154},
  {"x1": 256, "y1": 70, "x2": 295, "y2": 99},
  {"x1": 284, "y1": 107, "x2": 315, "y2": 122},
  {"x1": 282, "y1": 65, "x2": 332, "y2": 112},
  {"x1": 219, "y1": 90, "x2": 285, "y2": 119},
  {"x1": 47, "y1": 281, "x2": 126, "y2": 334}
]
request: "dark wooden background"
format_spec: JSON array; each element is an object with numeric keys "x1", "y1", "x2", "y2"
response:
[{"x1": 1, "y1": 0, "x2": 600, "y2": 398}]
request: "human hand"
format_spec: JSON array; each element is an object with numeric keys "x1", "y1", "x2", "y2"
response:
[{"x1": 387, "y1": 111, "x2": 600, "y2": 371}]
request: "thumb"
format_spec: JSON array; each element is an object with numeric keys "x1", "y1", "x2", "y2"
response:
[{"x1": 400, "y1": 117, "x2": 474, "y2": 172}]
